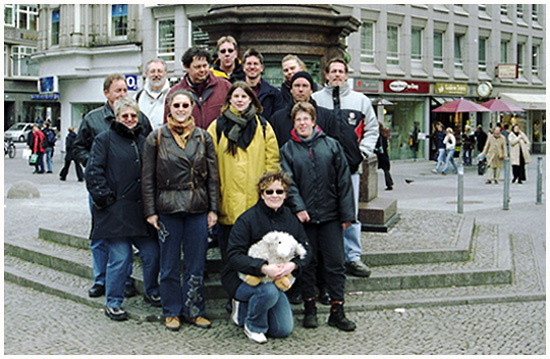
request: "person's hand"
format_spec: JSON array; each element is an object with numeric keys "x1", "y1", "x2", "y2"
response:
[
  {"x1": 341, "y1": 221, "x2": 352, "y2": 231},
  {"x1": 261, "y1": 263, "x2": 282, "y2": 279},
  {"x1": 273, "y1": 262, "x2": 297, "y2": 280},
  {"x1": 207, "y1": 211, "x2": 218, "y2": 229},
  {"x1": 147, "y1": 214, "x2": 160, "y2": 230},
  {"x1": 296, "y1": 210, "x2": 310, "y2": 223}
]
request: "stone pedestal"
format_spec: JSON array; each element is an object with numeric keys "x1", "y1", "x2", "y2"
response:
[{"x1": 357, "y1": 157, "x2": 398, "y2": 232}]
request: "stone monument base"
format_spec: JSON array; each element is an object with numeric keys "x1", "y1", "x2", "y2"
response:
[{"x1": 358, "y1": 197, "x2": 399, "y2": 232}]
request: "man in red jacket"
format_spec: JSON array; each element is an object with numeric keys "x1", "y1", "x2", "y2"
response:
[{"x1": 164, "y1": 47, "x2": 231, "y2": 129}]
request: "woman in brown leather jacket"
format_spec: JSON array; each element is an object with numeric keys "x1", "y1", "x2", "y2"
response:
[{"x1": 142, "y1": 89, "x2": 219, "y2": 332}]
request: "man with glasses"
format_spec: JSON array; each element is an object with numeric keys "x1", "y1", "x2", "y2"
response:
[
  {"x1": 164, "y1": 46, "x2": 231, "y2": 129},
  {"x1": 242, "y1": 48, "x2": 284, "y2": 121},
  {"x1": 211, "y1": 35, "x2": 246, "y2": 83}
]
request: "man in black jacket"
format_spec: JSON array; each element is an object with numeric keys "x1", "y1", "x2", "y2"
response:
[{"x1": 74, "y1": 73, "x2": 153, "y2": 300}]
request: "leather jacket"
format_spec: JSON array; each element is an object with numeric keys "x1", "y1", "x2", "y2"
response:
[{"x1": 142, "y1": 124, "x2": 219, "y2": 217}]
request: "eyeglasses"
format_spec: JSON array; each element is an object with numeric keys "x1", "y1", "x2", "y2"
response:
[
  {"x1": 172, "y1": 103, "x2": 191, "y2": 109},
  {"x1": 219, "y1": 48, "x2": 235, "y2": 54},
  {"x1": 264, "y1": 189, "x2": 285, "y2": 195},
  {"x1": 121, "y1": 113, "x2": 138, "y2": 119}
]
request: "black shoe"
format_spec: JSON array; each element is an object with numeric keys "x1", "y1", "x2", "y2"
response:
[
  {"x1": 46, "y1": 171, "x2": 53, "y2": 173},
  {"x1": 59, "y1": 177, "x2": 66, "y2": 181},
  {"x1": 105, "y1": 306, "x2": 128, "y2": 321},
  {"x1": 286, "y1": 291, "x2": 303, "y2": 305},
  {"x1": 88, "y1": 283, "x2": 105, "y2": 298},
  {"x1": 78, "y1": 179, "x2": 84, "y2": 182},
  {"x1": 144, "y1": 294, "x2": 161, "y2": 307},
  {"x1": 318, "y1": 290, "x2": 331, "y2": 305},
  {"x1": 385, "y1": 186, "x2": 393, "y2": 191},
  {"x1": 345, "y1": 260, "x2": 372, "y2": 277},
  {"x1": 328, "y1": 302, "x2": 356, "y2": 332},
  {"x1": 303, "y1": 299, "x2": 318, "y2": 328},
  {"x1": 124, "y1": 282, "x2": 137, "y2": 298}
]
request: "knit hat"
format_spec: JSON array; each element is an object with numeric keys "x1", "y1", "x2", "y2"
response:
[{"x1": 290, "y1": 71, "x2": 315, "y2": 89}]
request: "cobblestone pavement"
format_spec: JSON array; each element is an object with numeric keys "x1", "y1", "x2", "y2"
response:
[
  {"x1": 3, "y1": 145, "x2": 546, "y2": 355},
  {"x1": 4, "y1": 282, "x2": 545, "y2": 355}
]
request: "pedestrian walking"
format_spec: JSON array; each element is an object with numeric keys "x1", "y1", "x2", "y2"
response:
[
  {"x1": 431, "y1": 122, "x2": 446, "y2": 174},
  {"x1": 29, "y1": 124, "x2": 45, "y2": 174},
  {"x1": 409, "y1": 122, "x2": 420, "y2": 161},
  {"x1": 142, "y1": 90, "x2": 219, "y2": 331},
  {"x1": 509, "y1": 124, "x2": 531, "y2": 184},
  {"x1": 442, "y1": 128, "x2": 458, "y2": 175},
  {"x1": 85, "y1": 97, "x2": 160, "y2": 321},
  {"x1": 461, "y1": 125, "x2": 475, "y2": 166},
  {"x1": 222, "y1": 170, "x2": 311, "y2": 344},
  {"x1": 280, "y1": 102, "x2": 356, "y2": 332},
  {"x1": 59, "y1": 127, "x2": 84, "y2": 182},
  {"x1": 479, "y1": 125, "x2": 508, "y2": 184},
  {"x1": 376, "y1": 121, "x2": 393, "y2": 190},
  {"x1": 41, "y1": 120, "x2": 56, "y2": 173}
]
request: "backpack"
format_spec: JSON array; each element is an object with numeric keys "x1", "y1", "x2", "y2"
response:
[{"x1": 44, "y1": 128, "x2": 56, "y2": 146}]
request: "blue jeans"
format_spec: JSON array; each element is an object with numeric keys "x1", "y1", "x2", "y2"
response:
[
  {"x1": 234, "y1": 282, "x2": 294, "y2": 338},
  {"x1": 442, "y1": 149, "x2": 458, "y2": 174},
  {"x1": 343, "y1": 173, "x2": 361, "y2": 263},
  {"x1": 88, "y1": 195, "x2": 133, "y2": 287},
  {"x1": 434, "y1": 148, "x2": 446, "y2": 172},
  {"x1": 34, "y1": 152, "x2": 45, "y2": 173},
  {"x1": 462, "y1": 148, "x2": 472, "y2": 165},
  {"x1": 104, "y1": 236, "x2": 160, "y2": 308},
  {"x1": 158, "y1": 212, "x2": 208, "y2": 318},
  {"x1": 44, "y1": 147, "x2": 53, "y2": 172}
]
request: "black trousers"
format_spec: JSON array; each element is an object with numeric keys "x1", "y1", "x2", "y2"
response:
[
  {"x1": 301, "y1": 220, "x2": 346, "y2": 302},
  {"x1": 512, "y1": 153, "x2": 526, "y2": 182},
  {"x1": 59, "y1": 158, "x2": 83, "y2": 180}
]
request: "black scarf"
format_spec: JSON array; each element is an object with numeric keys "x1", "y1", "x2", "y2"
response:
[{"x1": 220, "y1": 105, "x2": 257, "y2": 154}]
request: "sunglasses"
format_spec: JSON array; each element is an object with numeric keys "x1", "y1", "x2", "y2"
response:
[
  {"x1": 172, "y1": 103, "x2": 191, "y2": 109},
  {"x1": 264, "y1": 189, "x2": 285, "y2": 195},
  {"x1": 220, "y1": 48, "x2": 235, "y2": 54}
]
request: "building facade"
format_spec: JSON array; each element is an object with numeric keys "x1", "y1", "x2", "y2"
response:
[
  {"x1": 4, "y1": 4, "x2": 60, "y2": 132},
  {"x1": 29, "y1": 4, "x2": 545, "y2": 157}
]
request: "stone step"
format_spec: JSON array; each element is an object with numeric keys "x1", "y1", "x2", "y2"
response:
[
  {"x1": 6, "y1": 216, "x2": 510, "y2": 302},
  {"x1": 4, "y1": 226, "x2": 544, "y2": 324}
]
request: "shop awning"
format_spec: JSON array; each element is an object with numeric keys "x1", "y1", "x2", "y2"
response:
[{"x1": 499, "y1": 93, "x2": 546, "y2": 110}]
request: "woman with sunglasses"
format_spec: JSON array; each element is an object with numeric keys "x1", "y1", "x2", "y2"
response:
[
  {"x1": 86, "y1": 97, "x2": 160, "y2": 321},
  {"x1": 207, "y1": 81, "x2": 279, "y2": 263},
  {"x1": 142, "y1": 89, "x2": 219, "y2": 331},
  {"x1": 222, "y1": 170, "x2": 311, "y2": 344},
  {"x1": 280, "y1": 102, "x2": 356, "y2": 332}
]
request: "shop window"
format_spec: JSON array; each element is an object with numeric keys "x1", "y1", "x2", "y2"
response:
[
  {"x1": 383, "y1": 98, "x2": 426, "y2": 160},
  {"x1": 157, "y1": 19, "x2": 175, "y2": 62},
  {"x1": 51, "y1": 9, "x2": 60, "y2": 46},
  {"x1": 111, "y1": 4, "x2": 128, "y2": 39},
  {"x1": 360, "y1": 22, "x2": 375, "y2": 64}
]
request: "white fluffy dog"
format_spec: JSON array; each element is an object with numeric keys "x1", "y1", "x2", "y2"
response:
[{"x1": 239, "y1": 231, "x2": 307, "y2": 291}]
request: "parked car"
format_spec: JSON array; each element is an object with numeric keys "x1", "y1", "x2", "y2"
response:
[{"x1": 4, "y1": 123, "x2": 34, "y2": 142}]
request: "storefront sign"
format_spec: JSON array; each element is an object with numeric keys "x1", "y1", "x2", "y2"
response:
[
  {"x1": 383, "y1": 80, "x2": 429, "y2": 94},
  {"x1": 435, "y1": 82, "x2": 469, "y2": 96},
  {"x1": 496, "y1": 64, "x2": 518, "y2": 79},
  {"x1": 31, "y1": 93, "x2": 60, "y2": 100},
  {"x1": 353, "y1": 78, "x2": 379, "y2": 92}
]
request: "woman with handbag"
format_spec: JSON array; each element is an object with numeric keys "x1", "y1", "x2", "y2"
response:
[
  {"x1": 509, "y1": 124, "x2": 531, "y2": 184},
  {"x1": 29, "y1": 124, "x2": 45, "y2": 173},
  {"x1": 142, "y1": 89, "x2": 219, "y2": 331}
]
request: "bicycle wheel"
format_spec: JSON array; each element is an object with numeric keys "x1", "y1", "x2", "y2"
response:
[{"x1": 8, "y1": 145, "x2": 16, "y2": 158}]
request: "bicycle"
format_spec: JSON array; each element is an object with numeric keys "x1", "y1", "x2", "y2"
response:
[{"x1": 4, "y1": 138, "x2": 16, "y2": 158}]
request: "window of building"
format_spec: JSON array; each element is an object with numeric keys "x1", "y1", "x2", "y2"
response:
[
  {"x1": 500, "y1": 41, "x2": 509, "y2": 63},
  {"x1": 411, "y1": 28, "x2": 422, "y2": 61},
  {"x1": 16, "y1": 4, "x2": 38, "y2": 31},
  {"x1": 51, "y1": 9, "x2": 60, "y2": 46},
  {"x1": 516, "y1": 43, "x2": 524, "y2": 75},
  {"x1": 433, "y1": 31, "x2": 444, "y2": 69},
  {"x1": 478, "y1": 37, "x2": 487, "y2": 72},
  {"x1": 478, "y1": 5, "x2": 487, "y2": 12},
  {"x1": 387, "y1": 25, "x2": 399, "y2": 65},
  {"x1": 516, "y1": 4, "x2": 524, "y2": 19},
  {"x1": 532, "y1": 4, "x2": 539, "y2": 22},
  {"x1": 454, "y1": 33, "x2": 464, "y2": 70},
  {"x1": 532, "y1": 45, "x2": 539, "y2": 76},
  {"x1": 500, "y1": 4, "x2": 508, "y2": 16},
  {"x1": 111, "y1": 4, "x2": 128, "y2": 39},
  {"x1": 4, "y1": 4, "x2": 15, "y2": 27},
  {"x1": 4, "y1": 45, "x2": 9, "y2": 76},
  {"x1": 360, "y1": 22, "x2": 375, "y2": 64},
  {"x1": 158, "y1": 19, "x2": 175, "y2": 62},
  {"x1": 12, "y1": 45, "x2": 38, "y2": 77}
]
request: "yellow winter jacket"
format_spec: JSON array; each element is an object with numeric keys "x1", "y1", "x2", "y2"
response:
[{"x1": 207, "y1": 116, "x2": 280, "y2": 225}]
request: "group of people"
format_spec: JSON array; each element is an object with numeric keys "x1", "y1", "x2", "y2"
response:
[
  {"x1": 70, "y1": 35, "x2": 380, "y2": 344},
  {"x1": 26, "y1": 120, "x2": 57, "y2": 175},
  {"x1": 432, "y1": 121, "x2": 531, "y2": 184}
]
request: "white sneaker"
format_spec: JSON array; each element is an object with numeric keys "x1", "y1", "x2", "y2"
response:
[
  {"x1": 230, "y1": 299, "x2": 241, "y2": 327},
  {"x1": 244, "y1": 324, "x2": 267, "y2": 344}
]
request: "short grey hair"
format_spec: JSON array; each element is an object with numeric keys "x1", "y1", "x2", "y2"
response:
[
  {"x1": 113, "y1": 97, "x2": 139, "y2": 117},
  {"x1": 146, "y1": 58, "x2": 167, "y2": 72}
]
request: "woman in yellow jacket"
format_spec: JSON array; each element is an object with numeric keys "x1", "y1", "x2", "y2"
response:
[{"x1": 207, "y1": 81, "x2": 279, "y2": 262}]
